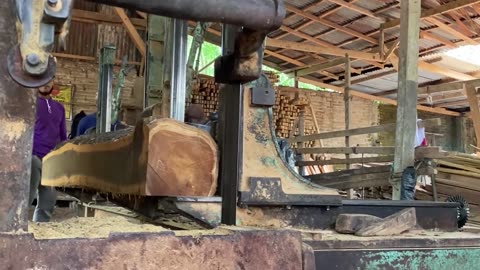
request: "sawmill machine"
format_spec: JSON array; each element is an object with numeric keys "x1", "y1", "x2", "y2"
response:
[
  {"x1": 9, "y1": 0, "x2": 461, "y2": 229},
  {"x1": 5, "y1": 0, "x2": 480, "y2": 268}
]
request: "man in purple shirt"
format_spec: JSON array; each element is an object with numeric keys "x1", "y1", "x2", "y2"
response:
[{"x1": 30, "y1": 79, "x2": 67, "y2": 222}]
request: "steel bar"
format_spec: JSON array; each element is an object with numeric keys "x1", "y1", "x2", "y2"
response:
[
  {"x1": 91, "y1": 0, "x2": 285, "y2": 31},
  {"x1": 97, "y1": 46, "x2": 116, "y2": 133},
  {"x1": 169, "y1": 19, "x2": 187, "y2": 121},
  {"x1": 218, "y1": 25, "x2": 243, "y2": 225}
]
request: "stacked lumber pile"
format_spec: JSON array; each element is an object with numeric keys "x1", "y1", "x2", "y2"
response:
[
  {"x1": 188, "y1": 74, "x2": 316, "y2": 140},
  {"x1": 415, "y1": 150, "x2": 480, "y2": 226},
  {"x1": 187, "y1": 76, "x2": 220, "y2": 117}
]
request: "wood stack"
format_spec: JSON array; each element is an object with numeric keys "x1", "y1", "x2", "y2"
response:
[
  {"x1": 414, "y1": 150, "x2": 480, "y2": 226},
  {"x1": 186, "y1": 76, "x2": 220, "y2": 117},
  {"x1": 187, "y1": 73, "x2": 316, "y2": 140}
]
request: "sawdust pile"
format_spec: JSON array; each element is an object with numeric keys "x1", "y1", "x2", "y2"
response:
[{"x1": 29, "y1": 215, "x2": 169, "y2": 239}]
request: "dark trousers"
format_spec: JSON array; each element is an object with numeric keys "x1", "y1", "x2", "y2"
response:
[{"x1": 29, "y1": 155, "x2": 56, "y2": 222}]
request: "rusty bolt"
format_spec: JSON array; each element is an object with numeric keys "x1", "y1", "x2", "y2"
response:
[
  {"x1": 26, "y1": 54, "x2": 40, "y2": 67},
  {"x1": 47, "y1": 0, "x2": 58, "y2": 7}
]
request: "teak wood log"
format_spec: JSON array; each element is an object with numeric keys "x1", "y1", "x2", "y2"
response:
[{"x1": 42, "y1": 118, "x2": 218, "y2": 196}]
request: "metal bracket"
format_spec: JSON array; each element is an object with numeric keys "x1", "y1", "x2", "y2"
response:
[
  {"x1": 9, "y1": 0, "x2": 73, "y2": 87},
  {"x1": 251, "y1": 87, "x2": 275, "y2": 106}
]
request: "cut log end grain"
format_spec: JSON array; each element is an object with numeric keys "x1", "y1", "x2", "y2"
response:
[{"x1": 42, "y1": 118, "x2": 218, "y2": 197}]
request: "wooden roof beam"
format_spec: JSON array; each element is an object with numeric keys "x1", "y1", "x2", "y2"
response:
[
  {"x1": 285, "y1": 4, "x2": 378, "y2": 44},
  {"x1": 425, "y1": 17, "x2": 478, "y2": 45},
  {"x1": 265, "y1": 49, "x2": 339, "y2": 79},
  {"x1": 266, "y1": 38, "x2": 381, "y2": 62},
  {"x1": 72, "y1": 9, "x2": 147, "y2": 29},
  {"x1": 275, "y1": 0, "x2": 361, "y2": 40},
  {"x1": 382, "y1": 0, "x2": 480, "y2": 29},
  {"x1": 327, "y1": 0, "x2": 383, "y2": 20},
  {"x1": 113, "y1": 7, "x2": 146, "y2": 57},
  {"x1": 420, "y1": 32, "x2": 456, "y2": 48},
  {"x1": 299, "y1": 77, "x2": 461, "y2": 116}
]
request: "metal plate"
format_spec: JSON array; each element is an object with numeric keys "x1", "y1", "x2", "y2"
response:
[
  {"x1": 239, "y1": 177, "x2": 342, "y2": 206},
  {"x1": 251, "y1": 87, "x2": 275, "y2": 106},
  {"x1": 7, "y1": 45, "x2": 56, "y2": 88}
]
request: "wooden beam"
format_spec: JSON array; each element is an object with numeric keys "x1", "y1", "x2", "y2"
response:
[
  {"x1": 466, "y1": 84, "x2": 480, "y2": 152},
  {"x1": 52, "y1": 52, "x2": 142, "y2": 65},
  {"x1": 72, "y1": 9, "x2": 147, "y2": 29},
  {"x1": 344, "y1": 55, "x2": 352, "y2": 171},
  {"x1": 296, "y1": 156, "x2": 394, "y2": 166},
  {"x1": 382, "y1": 0, "x2": 480, "y2": 29},
  {"x1": 298, "y1": 77, "x2": 461, "y2": 116},
  {"x1": 279, "y1": 25, "x2": 332, "y2": 47},
  {"x1": 284, "y1": 4, "x2": 378, "y2": 44},
  {"x1": 425, "y1": 17, "x2": 477, "y2": 45},
  {"x1": 136, "y1": 11, "x2": 147, "y2": 19},
  {"x1": 384, "y1": 40, "x2": 400, "y2": 60},
  {"x1": 288, "y1": 123, "x2": 397, "y2": 143},
  {"x1": 289, "y1": 118, "x2": 441, "y2": 144},
  {"x1": 435, "y1": 99, "x2": 469, "y2": 107},
  {"x1": 449, "y1": 13, "x2": 477, "y2": 37},
  {"x1": 418, "y1": 78, "x2": 480, "y2": 95},
  {"x1": 417, "y1": 61, "x2": 477, "y2": 81},
  {"x1": 420, "y1": 32, "x2": 456, "y2": 48},
  {"x1": 265, "y1": 50, "x2": 338, "y2": 79},
  {"x1": 392, "y1": 0, "x2": 421, "y2": 200},
  {"x1": 327, "y1": 0, "x2": 382, "y2": 20},
  {"x1": 266, "y1": 38, "x2": 381, "y2": 61},
  {"x1": 296, "y1": 147, "x2": 395, "y2": 155},
  {"x1": 287, "y1": 57, "x2": 346, "y2": 77},
  {"x1": 113, "y1": 7, "x2": 146, "y2": 57}
]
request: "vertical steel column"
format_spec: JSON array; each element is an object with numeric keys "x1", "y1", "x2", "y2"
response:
[
  {"x1": 97, "y1": 46, "x2": 116, "y2": 133},
  {"x1": 218, "y1": 25, "x2": 243, "y2": 225},
  {"x1": 0, "y1": 0, "x2": 35, "y2": 232},
  {"x1": 169, "y1": 19, "x2": 187, "y2": 121},
  {"x1": 145, "y1": 15, "x2": 167, "y2": 108}
]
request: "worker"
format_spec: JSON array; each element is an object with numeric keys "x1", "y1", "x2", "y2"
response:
[
  {"x1": 75, "y1": 112, "x2": 122, "y2": 136},
  {"x1": 31, "y1": 78, "x2": 67, "y2": 222},
  {"x1": 400, "y1": 119, "x2": 428, "y2": 200},
  {"x1": 185, "y1": 104, "x2": 207, "y2": 124}
]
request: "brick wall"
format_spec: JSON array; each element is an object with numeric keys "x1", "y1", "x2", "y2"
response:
[
  {"x1": 378, "y1": 104, "x2": 475, "y2": 153},
  {"x1": 278, "y1": 87, "x2": 379, "y2": 155},
  {"x1": 55, "y1": 58, "x2": 143, "y2": 131}
]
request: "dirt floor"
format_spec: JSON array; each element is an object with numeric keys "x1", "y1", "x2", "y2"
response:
[{"x1": 28, "y1": 207, "x2": 170, "y2": 239}]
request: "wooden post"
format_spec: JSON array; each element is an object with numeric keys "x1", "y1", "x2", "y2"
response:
[
  {"x1": 466, "y1": 84, "x2": 480, "y2": 155},
  {"x1": 380, "y1": 26, "x2": 385, "y2": 61},
  {"x1": 345, "y1": 54, "x2": 354, "y2": 198},
  {"x1": 392, "y1": 0, "x2": 421, "y2": 200},
  {"x1": 344, "y1": 55, "x2": 351, "y2": 170},
  {"x1": 298, "y1": 108, "x2": 305, "y2": 176},
  {"x1": 294, "y1": 71, "x2": 299, "y2": 88}
]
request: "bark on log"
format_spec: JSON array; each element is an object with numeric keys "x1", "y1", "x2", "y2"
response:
[{"x1": 42, "y1": 118, "x2": 218, "y2": 196}]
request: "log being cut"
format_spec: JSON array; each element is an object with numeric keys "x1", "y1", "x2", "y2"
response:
[{"x1": 42, "y1": 118, "x2": 218, "y2": 196}]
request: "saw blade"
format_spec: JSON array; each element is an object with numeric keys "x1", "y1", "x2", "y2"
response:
[
  {"x1": 446, "y1": 195, "x2": 469, "y2": 229},
  {"x1": 7, "y1": 45, "x2": 56, "y2": 88}
]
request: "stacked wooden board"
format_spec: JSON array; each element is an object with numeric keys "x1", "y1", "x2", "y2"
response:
[
  {"x1": 186, "y1": 76, "x2": 220, "y2": 117},
  {"x1": 188, "y1": 73, "x2": 316, "y2": 140},
  {"x1": 415, "y1": 150, "x2": 480, "y2": 226}
]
